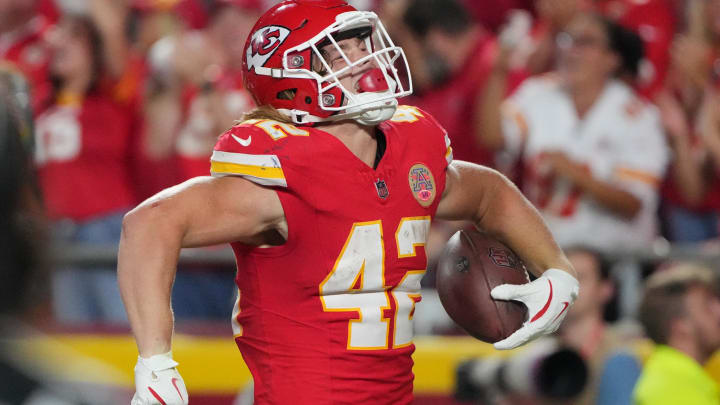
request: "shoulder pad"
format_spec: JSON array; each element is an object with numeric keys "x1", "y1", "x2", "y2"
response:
[{"x1": 388, "y1": 105, "x2": 453, "y2": 166}]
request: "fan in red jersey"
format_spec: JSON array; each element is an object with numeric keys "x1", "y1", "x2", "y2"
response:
[
  {"x1": 118, "y1": 2, "x2": 579, "y2": 404},
  {"x1": 35, "y1": 14, "x2": 137, "y2": 325}
]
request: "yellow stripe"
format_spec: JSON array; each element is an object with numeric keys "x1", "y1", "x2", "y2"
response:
[
  {"x1": 18, "y1": 334, "x2": 657, "y2": 395},
  {"x1": 211, "y1": 161, "x2": 285, "y2": 179}
]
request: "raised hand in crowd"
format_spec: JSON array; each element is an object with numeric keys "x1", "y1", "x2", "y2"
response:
[
  {"x1": 699, "y1": 87, "x2": 720, "y2": 169},
  {"x1": 655, "y1": 90, "x2": 706, "y2": 206},
  {"x1": 670, "y1": 35, "x2": 713, "y2": 91},
  {"x1": 88, "y1": 0, "x2": 130, "y2": 79}
]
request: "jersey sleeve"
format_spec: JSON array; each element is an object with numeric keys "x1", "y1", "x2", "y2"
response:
[
  {"x1": 392, "y1": 105, "x2": 453, "y2": 168},
  {"x1": 421, "y1": 110, "x2": 454, "y2": 168},
  {"x1": 210, "y1": 120, "x2": 290, "y2": 187}
]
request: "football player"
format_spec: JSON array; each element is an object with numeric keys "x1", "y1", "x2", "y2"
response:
[{"x1": 119, "y1": 1, "x2": 579, "y2": 404}]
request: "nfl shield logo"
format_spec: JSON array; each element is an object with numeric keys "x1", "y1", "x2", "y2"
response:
[
  {"x1": 488, "y1": 247, "x2": 519, "y2": 268},
  {"x1": 375, "y1": 179, "x2": 389, "y2": 199}
]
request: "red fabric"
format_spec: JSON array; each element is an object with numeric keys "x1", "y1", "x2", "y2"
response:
[
  {"x1": 463, "y1": 0, "x2": 536, "y2": 32},
  {"x1": 36, "y1": 0, "x2": 59, "y2": 23},
  {"x1": 117, "y1": 53, "x2": 183, "y2": 201},
  {"x1": 404, "y1": 36, "x2": 527, "y2": 167},
  {"x1": 35, "y1": 94, "x2": 137, "y2": 221},
  {"x1": 662, "y1": 178, "x2": 720, "y2": 213},
  {"x1": 0, "y1": 16, "x2": 53, "y2": 114},
  {"x1": 662, "y1": 141, "x2": 720, "y2": 213},
  {"x1": 661, "y1": 85, "x2": 720, "y2": 212},
  {"x1": 595, "y1": 0, "x2": 676, "y2": 98},
  {"x1": 177, "y1": 70, "x2": 254, "y2": 180},
  {"x1": 215, "y1": 108, "x2": 449, "y2": 404}
]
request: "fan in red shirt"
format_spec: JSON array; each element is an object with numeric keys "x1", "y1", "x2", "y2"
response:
[
  {"x1": 142, "y1": 0, "x2": 260, "y2": 183},
  {"x1": 656, "y1": 0, "x2": 720, "y2": 242},
  {"x1": 386, "y1": 0, "x2": 528, "y2": 167},
  {"x1": 34, "y1": 14, "x2": 137, "y2": 324}
]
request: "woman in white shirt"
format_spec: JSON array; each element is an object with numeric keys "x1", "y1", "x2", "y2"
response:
[{"x1": 479, "y1": 13, "x2": 669, "y2": 252}]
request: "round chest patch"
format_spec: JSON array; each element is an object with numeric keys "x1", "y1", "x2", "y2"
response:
[{"x1": 408, "y1": 163, "x2": 436, "y2": 207}]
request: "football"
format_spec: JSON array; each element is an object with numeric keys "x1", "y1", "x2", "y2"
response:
[{"x1": 436, "y1": 229, "x2": 530, "y2": 343}]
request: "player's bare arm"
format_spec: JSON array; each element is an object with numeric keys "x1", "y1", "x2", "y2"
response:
[
  {"x1": 118, "y1": 175, "x2": 285, "y2": 357},
  {"x1": 436, "y1": 160, "x2": 579, "y2": 349},
  {"x1": 436, "y1": 160, "x2": 573, "y2": 276}
]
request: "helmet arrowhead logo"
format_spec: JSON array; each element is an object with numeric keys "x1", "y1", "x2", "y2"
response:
[{"x1": 246, "y1": 25, "x2": 291, "y2": 70}]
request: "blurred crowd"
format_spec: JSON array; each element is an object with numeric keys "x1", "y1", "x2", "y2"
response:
[
  {"x1": 1, "y1": 0, "x2": 718, "y2": 318},
  {"x1": 2, "y1": 0, "x2": 720, "y2": 404}
]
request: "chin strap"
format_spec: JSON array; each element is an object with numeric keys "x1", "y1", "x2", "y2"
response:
[
  {"x1": 344, "y1": 93, "x2": 398, "y2": 126},
  {"x1": 278, "y1": 97, "x2": 398, "y2": 127}
]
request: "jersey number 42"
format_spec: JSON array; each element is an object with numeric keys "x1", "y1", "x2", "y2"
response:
[{"x1": 320, "y1": 217, "x2": 430, "y2": 351}]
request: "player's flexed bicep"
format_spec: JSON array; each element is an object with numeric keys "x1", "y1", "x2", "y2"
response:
[
  {"x1": 436, "y1": 161, "x2": 578, "y2": 350},
  {"x1": 135, "y1": 175, "x2": 286, "y2": 248},
  {"x1": 119, "y1": 176, "x2": 285, "y2": 333}
]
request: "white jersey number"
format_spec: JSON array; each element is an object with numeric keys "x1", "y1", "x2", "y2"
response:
[
  {"x1": 319, "y1": 217, "x2": 430, "y2": 350},
  {"x1": 34, "y1": 107, "x2": 82, "y2": 165}
]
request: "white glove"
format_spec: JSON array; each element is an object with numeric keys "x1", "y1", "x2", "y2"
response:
[
  {"x1": 131, "y1": 351, "x2": 189, "y2": 405},
  {"x1": 491, "y1": 269, "x2": 579, "y2": 350}
]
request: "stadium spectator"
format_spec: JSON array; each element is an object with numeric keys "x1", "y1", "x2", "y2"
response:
[
  {"x1": 633, "y1": 262, "x2": 720, "y2": 405},
  {"x1": 657, "y1": 87, "x2": 720, "y2": 243},
  {"x1": 144, "y1": 0, "x2": 258, "y2": 182},
  {"x1": 0, "y1": 0, "x2": 53, "y2": 113},
  {"x1": 480, "y1": 12, "x2": 668, "y2": 252},
  {"x1": 461, "y1": 0, "x2": 535, "y2": 34},
  {"x1": 525, "y1": 0, "x2": 675, "y2": 98},
  {"x1": 384, "y1": 0, "x2": 527, "y2": 167},
  {"x1": 125, "y1": 2, "x2": 186, "y2": 200},
  {"x1": 594, "y1": 0, "x2": 676, "y2": 98},
  {"x1": 34, "y1": 14, "x2": 136, "y2": 324},
  {"x1": 657, "y1": 0, "x2": 720, "y2": 242},
  {"x1": 522, "y1": 0, "x2": 583, "y2": 76}
]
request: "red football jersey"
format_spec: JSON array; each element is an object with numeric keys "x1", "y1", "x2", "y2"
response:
[
  {"x1": 34, "y1": 94, "x2": 137, "y2": 221},
  {"x1": 210, "y1": 106, "x2": 452, "y2": 404}
]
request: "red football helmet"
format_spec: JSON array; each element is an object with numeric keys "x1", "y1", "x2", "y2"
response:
[{"x1": 242, "y1": 0, "x2": 412, "y2": 125}]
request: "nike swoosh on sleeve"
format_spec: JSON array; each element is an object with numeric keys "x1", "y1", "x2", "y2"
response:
[
  {"x1": 552, "y1": 302, "x2": 570, "y2": 323},
  {"x1": 232, "y1": 134, "x2": 252, "y2": 147},
  {"x1": 171, "y1": 378, "x2": 185, "y2": 402},
  {"x1": 530, "y1": 279, "x2": 553, "y2": 322}
]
